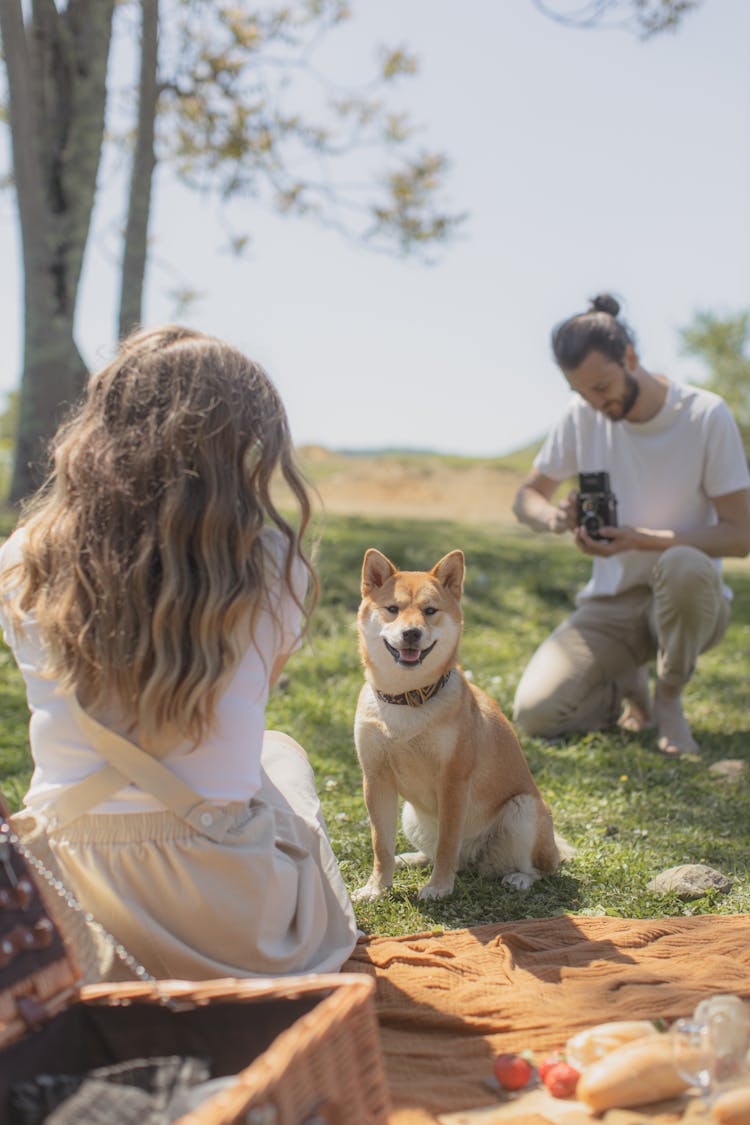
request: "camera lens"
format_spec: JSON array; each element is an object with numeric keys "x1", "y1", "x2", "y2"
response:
[{"x1": 583, "y1": 514, "x2": 602, "y2": 536}]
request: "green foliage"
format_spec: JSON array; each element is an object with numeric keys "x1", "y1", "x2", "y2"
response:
[
  {"x1": 0, "y1": 391, "x2": 18, "y2": 444},
  {"x1": 1, "y1": 514, "x2": 748, "y2": 935},
  {"x1": 158, "y1": 0, "x2": 463, "y2": 255},
  {"x1": 681, "y1": 309, "x2": 750, "y2": 454},
  {"x1": 0, "y1": 509, "x2": 16, "y2": 538},
  {"x1": 0, "y1": 391, "x2": 18, "y2": 504}
]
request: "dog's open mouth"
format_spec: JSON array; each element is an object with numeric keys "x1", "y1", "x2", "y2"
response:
[{"x1": 384, "y1": 639, "x2": 437, "y2": 666}]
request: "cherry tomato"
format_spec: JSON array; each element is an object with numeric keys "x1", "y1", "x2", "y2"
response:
[
  {"x1": 543, "y1": 1061, "x2": 581, "y2": 1099},
  {"x1": 493, "y1": 1052, "x2": 534, "y2": 1091},
  {"x1": 538, "y1": 1053, "x2": 566, "y2": 1082}
]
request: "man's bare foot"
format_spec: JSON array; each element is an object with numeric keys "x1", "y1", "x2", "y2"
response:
[
  {"x1": 617, "y1": 665, "x2": 653, "y2": 732},
  {"x1": 653, "y1": 680, "x2": 699, "y2": 756}
]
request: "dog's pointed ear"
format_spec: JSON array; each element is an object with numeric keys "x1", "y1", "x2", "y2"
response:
[
  {"x1": 431, "y1": 550, "x2": 464, "y2": 598},
  {"x1": 362, "y1": 549, "x2": 397, "y2": 596}
]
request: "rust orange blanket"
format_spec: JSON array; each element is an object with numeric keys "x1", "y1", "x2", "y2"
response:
[{"x1": 343, "y1": 914, "x2": 750, "y2": 1120}]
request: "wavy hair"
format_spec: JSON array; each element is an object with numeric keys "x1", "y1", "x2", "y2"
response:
[{"x1": 2, "y1": 325, "x2": 317, "y2": 749}]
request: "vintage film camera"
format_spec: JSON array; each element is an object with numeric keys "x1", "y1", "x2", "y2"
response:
[{"x1": 577, "y1": 471, "x2": 618, "y2": 540}]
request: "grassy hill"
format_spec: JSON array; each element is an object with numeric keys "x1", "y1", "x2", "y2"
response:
[
  {"x1": 276, "y1": 442, "x2": 543, "y2": 528},
  {"x1": 297, "y1": 440, "x2": 542, "y2": 477}
]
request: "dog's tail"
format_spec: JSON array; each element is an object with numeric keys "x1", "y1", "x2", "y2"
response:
[{"x1": 555, "y1": 831, "x2": 577, "y2": 862}]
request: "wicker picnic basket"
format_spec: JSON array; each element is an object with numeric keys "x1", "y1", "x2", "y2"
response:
[{"x1": 0, "y1": 804, "x2": 391, "y2": 1124}]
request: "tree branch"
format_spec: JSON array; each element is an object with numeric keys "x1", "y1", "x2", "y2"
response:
[{"x1": 530, "y1": 0, "x2": 702, "y2": 38}]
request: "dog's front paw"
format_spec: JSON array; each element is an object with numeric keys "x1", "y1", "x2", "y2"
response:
[
  {"x1": 352, "y1": 878, "x2": 390, "y2": 902},
  {"x1": 501, "y1": 871, "x2": 538, "y2": 891},
  {"x1": 417, "y1": 877, "x2": 455, "y2": 900}
]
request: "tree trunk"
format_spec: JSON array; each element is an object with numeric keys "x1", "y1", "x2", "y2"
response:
[
  {"x1": 118, "y1": 0, "x2": 159, "y2": 341},
  {"x1": 1, "y1": 0, "x2": 116, "y2": 503},
  {"x1": 13, "y1": 312, "x2": 88, "y2": 495}
]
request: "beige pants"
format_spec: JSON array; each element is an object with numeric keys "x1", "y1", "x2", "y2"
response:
[
  {"x1": 512, "y1": 546, "x2": 731, "y2": 738},
  {"x1": 47, "y1": 731, "x2": 359, "y2": 980}
]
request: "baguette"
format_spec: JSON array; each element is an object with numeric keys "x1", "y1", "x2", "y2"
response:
[
  {"x1": 712, "y1": 1083, "x2": 750, "y2": 1124},
  {"x1": 576, "y1": 1034, "x2": 692, "y2": 1112},
  {"x1": 566, "y1": 1020, "x2": 659, "y2": 1069}
]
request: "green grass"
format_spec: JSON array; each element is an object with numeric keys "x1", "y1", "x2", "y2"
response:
[{"x1": 1, "y1": 510, "x2": 748, "y2": 936}]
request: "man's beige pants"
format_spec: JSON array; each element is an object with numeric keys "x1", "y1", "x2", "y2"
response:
[{"x1": 512, "y1": 546, "x2": 731, "y2": 737}]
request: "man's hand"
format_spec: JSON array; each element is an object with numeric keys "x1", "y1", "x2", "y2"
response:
[
  {"x1": 550, "y1": 488, "x2": 579, "y2": 534},
  {"x1": 572, "y1": 488, "x2": 750, "y2": 557},
  {"x1": 573, "y1": 525, "x2": 641, "y2": 555},
  {"x1": 512, "y1": 472, "x2": 579, "y2": 536}
]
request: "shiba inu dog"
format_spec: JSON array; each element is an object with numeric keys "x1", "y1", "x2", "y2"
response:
[{"x1": 353, "y1": 548, "x2": 565, "y2": 901}]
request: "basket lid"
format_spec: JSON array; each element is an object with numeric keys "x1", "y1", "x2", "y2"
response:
[{"x1": 0, "y1": 796, "x2": 81, "y2": 1046}]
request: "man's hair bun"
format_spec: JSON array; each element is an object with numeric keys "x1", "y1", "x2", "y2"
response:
[
  {"x1": 589, "y1": 293, "x2": 620, "y2": 318},
  {"x1": 551, "y1": 292, "x2": 634, "y2": 369}
]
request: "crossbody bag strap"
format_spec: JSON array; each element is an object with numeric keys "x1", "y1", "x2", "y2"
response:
[{"x1": 45, "y1": 696, "x2": 240, "y2": 842}]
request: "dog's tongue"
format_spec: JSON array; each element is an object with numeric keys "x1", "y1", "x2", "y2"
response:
[{"x1": 399, "y1": 648, "x2": 421, "y2": 664}]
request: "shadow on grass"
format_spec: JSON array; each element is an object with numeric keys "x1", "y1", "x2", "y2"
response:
[{"x1": 411, "y1": 867, "x2": 587, "y2": 931}]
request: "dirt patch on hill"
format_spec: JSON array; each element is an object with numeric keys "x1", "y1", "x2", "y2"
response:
[
  {"x1": 277, "y1": 449, "x2": 527, "y2": 527},
  {"x1": 273, "y1": 449, "x2": 750, "y2": 573}
]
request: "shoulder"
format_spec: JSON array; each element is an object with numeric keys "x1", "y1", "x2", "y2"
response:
[
  {"x1": 0, "y1": 524, "x2": 24, "y2": 560},
  {"x1": 672, "y1": 381, "x2": 734, "y2": 421},
  {"x1": 541, "y1": 394, "x2": 585, "y2": 432},
  {"x1": 544, "y1": 394, "x2": 601, "y2": 443},
  {"x1": 669, "y1": 382, "x2": 750, "y2": 493},
  {"x1": 259, "y1": 526, "x2": 288, "y2": 570},
  {"x1": 559, "y1": 392, "x2": 589, "y2": 420},
  {"x1": 259, "y1": 527, "x2": 308, "y2": 600},
  {"x1": 0, "y1": 528, "x2": 28, "y2": 637},
  {"x1": 561, "y1": 393, "x2": 601, "y2": 430},
  {"x1": 259, "y1": 527, "x2": 299, "y2": 576},
  {"x1": 674, "y1": 383, "x2": 747, "y2": 453},
  {"x1": 0, "y1": 526, "x2": 26, "y2": 572}
]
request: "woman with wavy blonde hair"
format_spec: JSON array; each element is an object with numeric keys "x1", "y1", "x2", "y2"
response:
[{"x1": 0, "y1": 325, "x2": 358, "y2": 979}]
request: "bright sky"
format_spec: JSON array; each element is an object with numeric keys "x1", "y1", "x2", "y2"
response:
[{"x1": 1, "y1": 0, "x2": 749, "y2": 457}]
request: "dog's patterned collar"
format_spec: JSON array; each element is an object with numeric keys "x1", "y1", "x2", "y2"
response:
[{"x1": 375, "y1": 670, "x2": 453, "y2": 707}]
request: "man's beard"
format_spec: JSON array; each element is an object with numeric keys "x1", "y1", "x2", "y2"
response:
[{"x1": 607, "y1": 371, "x2": 640, "y2": 421}]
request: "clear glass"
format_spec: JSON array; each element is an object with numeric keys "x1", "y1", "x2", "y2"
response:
[
  {"x1": 708, "y1": 1009, "x2": 750, "y2": 1090},
  {"x1": 671, "y1": 1018, "x2": 714, "y2": 1105}
]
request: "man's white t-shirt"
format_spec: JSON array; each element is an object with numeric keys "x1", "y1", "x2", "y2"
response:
[
  {"x1": 533, "y1": 380, "x2": 750, "y2": 603},
  {"x1": 0, "y1": 527, "x2": 307, "y2": 815}
]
